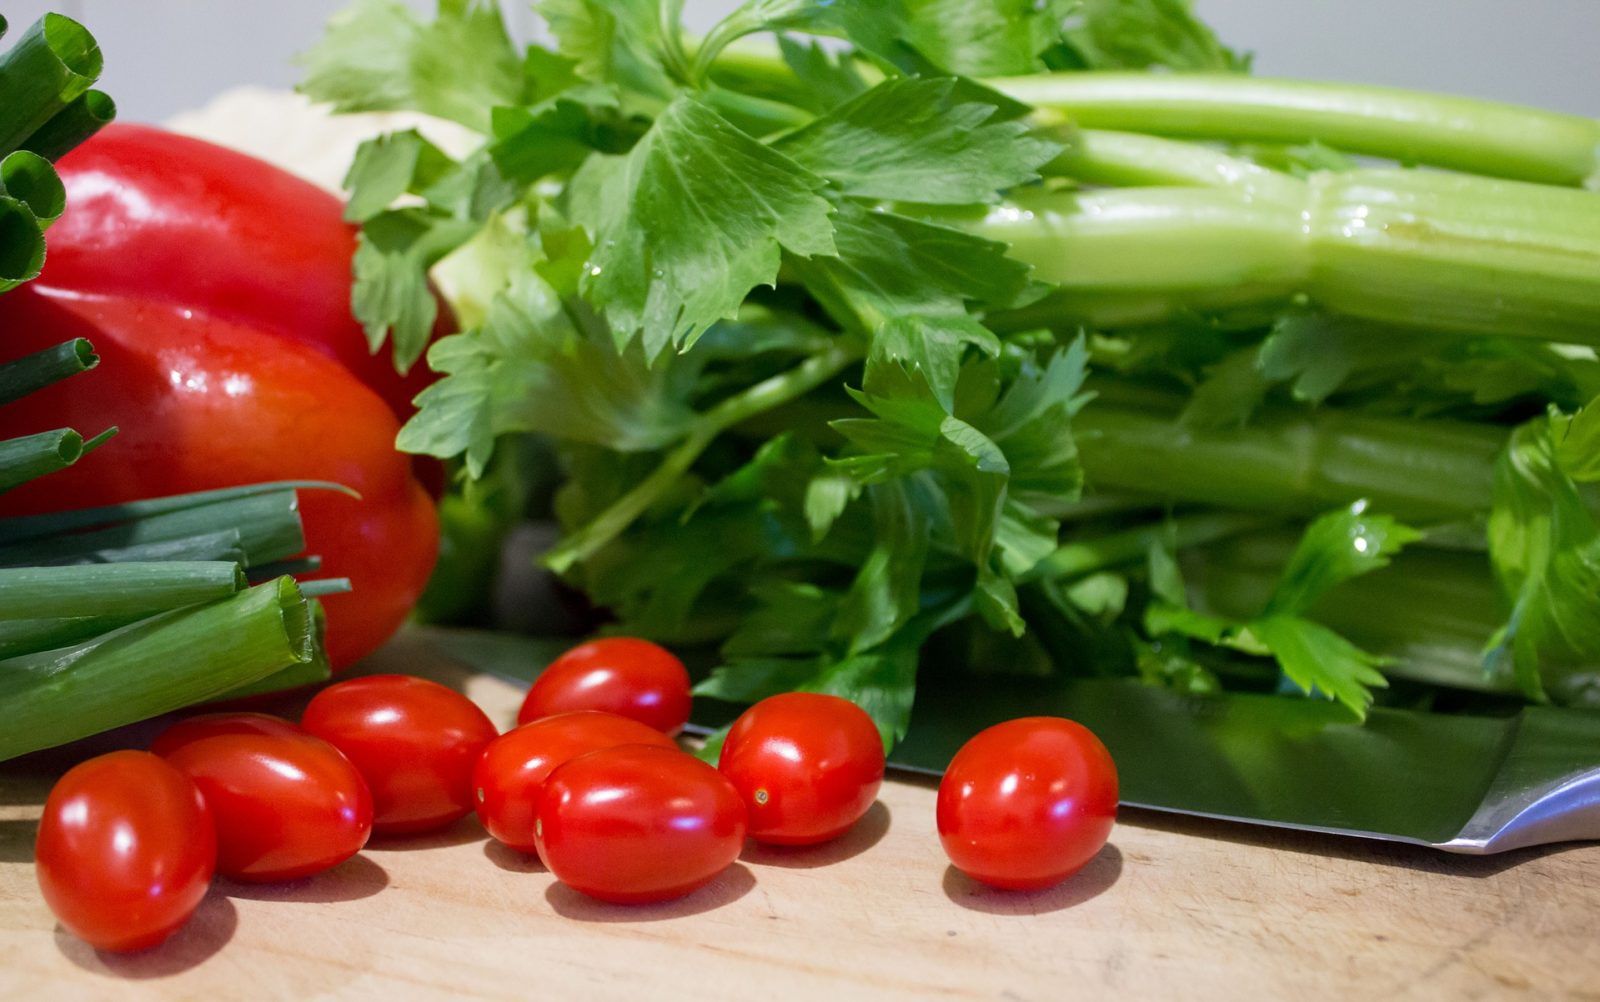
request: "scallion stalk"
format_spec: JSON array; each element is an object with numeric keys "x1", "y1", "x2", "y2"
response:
[
  {"x1": 0, "y1": 576, "x2": 317, "y2": 761},
  {"x1": 0, "y1": 13, "x2": 101, "y2": 155},
  {"x1": 0, "y1": 338, "x2": 95, "y2": 406},
  {"x1": 0, "y1": 561, "x2": 247, "y2": 619}
]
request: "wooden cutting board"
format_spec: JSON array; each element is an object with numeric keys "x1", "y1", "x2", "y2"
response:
[{"x1": 3, "y1": 631, "x2": 1597, "y2": 1001}]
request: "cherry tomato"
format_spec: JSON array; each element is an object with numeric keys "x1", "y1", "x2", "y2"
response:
[
  {"x1": 44, "y1": 123, "x2": 450, "y2": 421},
  {"x1": 35, "y1": 751, "x2": 216, "y2": 952},
  {"x1": 301, "y1": 675, "x2": 498, "y2": 836},
  {"x1": 936, "y1": 717, "x2": 1119, "y2": 891},
  {"x1": 717, "y1": 693, "x2": 885, "y2": 846},
  {"x1": 535, "y1": 745, "x2": 747, "y2": 904},
  {"x1": 517, "y1": 637, "x2": 691, "y2": 736},
  {"x1": 150, "y1": 712, "x2": 307, "y2": 757},
  {"x1": 474, "y1": 711, "x2": 679, "y2": 853},
  {"x1": 163, "y1": 733, "x2": 373, "y2": 882},
  {"x1": 0, "y1": 288, "x2": 439, "y2": 669}
]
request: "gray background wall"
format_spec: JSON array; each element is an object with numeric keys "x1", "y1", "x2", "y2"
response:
[{"x1": 5, "y1": 1, "x2": 1598, "y2": 121}]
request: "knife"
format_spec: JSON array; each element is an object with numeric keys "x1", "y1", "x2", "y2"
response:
[{"x1": 418, "y1": 626, "x2": 1600, "y2": 855}]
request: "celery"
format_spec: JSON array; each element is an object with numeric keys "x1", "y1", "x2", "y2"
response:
[
  {"x1": 982, "y1": 170, "x2": 1600, "y2": 345},
  {"x1": 990, "y1": 73, "x2": 1600, "y2": 189}
]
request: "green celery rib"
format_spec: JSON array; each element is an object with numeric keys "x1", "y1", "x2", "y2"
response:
[
  {"x1": 1025, "y1": 510, "x2": 1275, "y2": 583},
  {"x1": 984, "y1": 186, "x2": 1309, "y2": 328},
  {"x1": 0, "y1": 338, "x2": 95, "y2": 406},
  {"x1": 990, "y1": 73, "x2": 1600, "y2": 189},
  {"x1": 1044, "y1": 127, "x2": 1306, "y2": 203},
  {"x1": 982, "y1": 173, "x2": 1600, "y2": 344},
  {"x1": 1074, "y1": 391, "x2": 1505, "y2": 522},
  {"x1": 0, "y1": 561, "x2": 247, "y2": 620},
  {"x1": 1184, "y1": 534, "x2": 1517, "y2": 694},
  {"x1": 0, "y1": 13, "x2": 101, "y2": 155},
  {"x1": 0, "y1": 577, "x2": 316, "y2": 760},
  {"x1": 1305, "y1": 169, "x2": 1600, "y2": 344}
]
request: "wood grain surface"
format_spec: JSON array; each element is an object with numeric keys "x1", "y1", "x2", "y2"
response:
[{"x1": 3, "y1": 631, "x2": 1597, "y2": 1002}]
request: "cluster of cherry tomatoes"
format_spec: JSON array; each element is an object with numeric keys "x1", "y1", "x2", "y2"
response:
[{"x1": 34, "y1": 637, "x2": 1118, "y2": 952}]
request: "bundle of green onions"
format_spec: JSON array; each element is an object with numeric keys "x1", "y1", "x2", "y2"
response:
[
  {"x1": 301, "y1": 0, "x2": 1600, "y2": 743},
  {"x1": 0, "y1": 14, "x2": 339, "y2": 761}
]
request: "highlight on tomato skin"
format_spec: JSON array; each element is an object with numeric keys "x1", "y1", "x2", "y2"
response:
[
  {"x1": 936, "y1": 716, "x2": 1119, "y2": 892},
  {"x1": 163, "y1": 732, "x2": 374, "y2": 882},
  {"x1": 718, "y1": 692, "x2": 886, "y2": 846},
  {"x1": 34, "y1": 751, "x2": 217, "y2": 953},
  {"x1": 150, "y1": 712, "x2": 309, "y2": 758},
  {"x1": 534, "y1": 744, "x2": 747, "y2": 905},
  {"x1": 301, "y1": 674, "x2": 499, "y2": 837},
  {"x1": 517, "y1": 637, "x2": 692, "y2": 736},
  {"x1": 473, "y1": 711, "x2": 679, "y2": 853}
]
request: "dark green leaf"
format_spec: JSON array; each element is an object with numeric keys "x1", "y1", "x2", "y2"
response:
[
  {"x1": 573, "y1": 97, "x2": 835, "y2": 357},
  {"x1": 1264, "y1": 501, "x2": 1422, "y2": 618},
  {"x1": 774, "y1": 77, "x2": 1059, "y2": 204}
]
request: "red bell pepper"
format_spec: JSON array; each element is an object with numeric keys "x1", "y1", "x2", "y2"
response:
[
  {"x1": 0, "y1": 287, "x2": 438, "y2": 669},
  {"x1": 35, "y1": 123, "x2": 448, "y2": 421}
]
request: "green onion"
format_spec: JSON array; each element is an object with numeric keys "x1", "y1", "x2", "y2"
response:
[
  {"x1": 0, "y1": 426, "x2": 112, "y2": 493},
  {"x1": 0, "y1": 613, "x2": 139, "y2": 660},
  {"x1": 0, "y1": 576, "x2": 317, "y2": 761},
  {"x1": 0, "y1": 486, "x2": 312, "y2": 567},
  {"x1": 0, "y1": 193, "x2": 44, "y2": 292},
  {"x1": 0, "y1": 561, "x2": 247, "y2": 620},
  {"x1": 19, "y1": 88, "x2": 114, "y2": 160},
  {"x1": 0, "y1": 149, "x2": 66, "y2": 225},
  {"x1": 0, "y1": 13, "x2": 101, "y2": 154},
  {"x1": 0, "y1": 338, "x2": 96, "y2": 406}
]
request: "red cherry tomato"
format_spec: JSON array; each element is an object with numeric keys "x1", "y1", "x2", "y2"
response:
[
  {"x1": 301, "y1": 675, "x2": 498, "y2": 836},
  {"x1": 517, "y1": 638, "x2": 691, "y2": 736},
  {"x1": 163, "y1": 733, "x2": 373, "y2": 882},
  {"x1": 44, "y1": 123, "x2": 449, "y2": 421},
  {"x1": 535, "y1": 745, "x2": 747, "y2": 904},
  {"x1": 474, "y1": 711, "x2": 679, "y2": 853},
  {"x1": 150, "y1": 712, "x2": 307, "y2": 758},
  {"x1": 936, "y1": 717, "x2": 1119, "y2": 891},
  {"x1": 35, "y1": 751, "x2": 216, "y2": 952},
  {"x1": 717, "y1": 693, "x2": 885, "y2": 846},
  {"x1": 0, "y1": 289, "x2": 439, "y2": 669}
]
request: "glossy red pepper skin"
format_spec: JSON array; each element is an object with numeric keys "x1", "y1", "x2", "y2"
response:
[
  {"x1": 39, "y1": 123, "x2": 446, "y2": 420},
  {"x1": 0, "y1": 287, "x2": 438, "y2": 669}
]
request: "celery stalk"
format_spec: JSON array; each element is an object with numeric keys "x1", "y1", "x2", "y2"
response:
[
  {"x1": 1074, "y1": 396, "x2": 1505, "y2": 522},
  {"x1": 991, "y1": 73, "x2": 1600, "y2": 189},
  {"x1": 982, "y1": 170, "x2": 1600, "y2": 344}
]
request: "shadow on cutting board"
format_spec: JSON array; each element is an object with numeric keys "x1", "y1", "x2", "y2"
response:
[
  {"x1": 942, "y1": 843, "x2": 1124, "y2": 916},
  {"x1": 544, "y1": 862, "x2": 757, "y2": 923},
  {"x1": 55, "y1": 892, "x2": 237, "y2": 978}
]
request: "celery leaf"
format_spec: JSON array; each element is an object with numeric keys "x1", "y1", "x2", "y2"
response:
[
  {"x1": 571, "y1": 96, "x2": 836, "y2": 357},
  {"x1": 298, "y1": 0, "x2": 523, "y2": 131},
  {"x1": 773, "y1": 76, "x2": 1059, "y2": 204}
]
